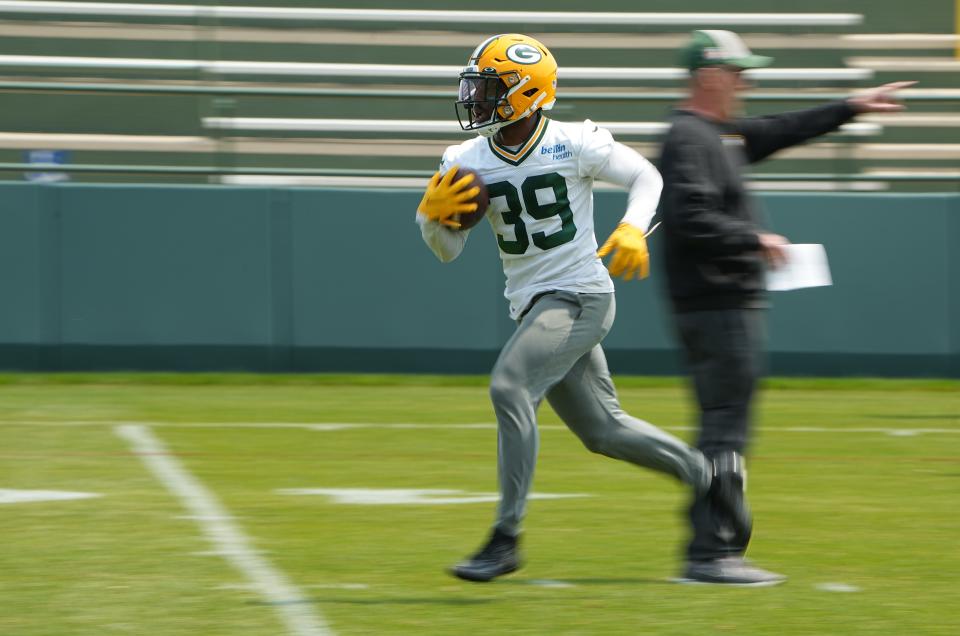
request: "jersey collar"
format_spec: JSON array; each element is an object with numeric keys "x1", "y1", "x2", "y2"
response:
[{"x1": 488, "y1": 115, "x2": 550, "y2": 167}]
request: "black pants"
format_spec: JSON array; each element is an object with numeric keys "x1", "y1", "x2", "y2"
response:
[{"x1": 674, "y1": 308, "x2": 765, "y2": 561}]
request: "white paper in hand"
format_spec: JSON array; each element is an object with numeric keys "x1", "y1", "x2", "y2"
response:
[{"x1": 765, "y1": 243, "x2": 832, "y2": 291}]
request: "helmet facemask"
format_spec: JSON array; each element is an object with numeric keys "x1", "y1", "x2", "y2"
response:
[{"x1": 455, "y1": 70, "x2": 515, "y2": 138}]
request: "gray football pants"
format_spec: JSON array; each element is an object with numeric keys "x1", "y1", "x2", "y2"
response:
[{"x1": 490, "y1": 291, "x2": 711, "y2": 536}]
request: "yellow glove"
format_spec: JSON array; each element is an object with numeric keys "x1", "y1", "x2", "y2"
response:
[
  {"x1": 417, "y1": 165, "x2": 480, "y2": 229},
  {"x1": 597, "y1": 222, "x2": 650, "y2": 280}
]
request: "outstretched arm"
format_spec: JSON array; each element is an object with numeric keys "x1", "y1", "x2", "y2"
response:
[
  {"x1": 847, "y1": 80, "x2": 916, "y2": 113},
  {"x1": 736, "y1": 81, "x2": 915, "y2": 163},
  {"x1": 735, "y1": 101, "x2": 858, "y2": 163}
]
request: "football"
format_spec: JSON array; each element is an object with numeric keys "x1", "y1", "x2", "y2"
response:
[{"x1": 451, "y1": 166, "x2": 489, "y2": 230}]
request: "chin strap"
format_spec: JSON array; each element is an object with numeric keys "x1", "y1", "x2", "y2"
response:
[{"x1": 476, "y1": 120, "x2": 509, "y2": 138}]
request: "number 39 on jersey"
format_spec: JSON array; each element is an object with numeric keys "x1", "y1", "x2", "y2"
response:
[{"x1": 439, "y1": 117, "x2": 617, "y2": 318}]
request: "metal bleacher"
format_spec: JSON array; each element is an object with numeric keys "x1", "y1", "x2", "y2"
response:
[{"x1": 0, "y1": 0, "x2": 957, "y2": 191}]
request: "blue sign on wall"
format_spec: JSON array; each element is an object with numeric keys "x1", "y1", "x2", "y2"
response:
[{"x1": 24, "y1": 149, "x2": 71, "y2": 182}]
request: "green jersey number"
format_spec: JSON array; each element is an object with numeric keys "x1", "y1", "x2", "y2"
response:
[{"x1": 487, "y1": 172, "x2": 576, "y2": 255}]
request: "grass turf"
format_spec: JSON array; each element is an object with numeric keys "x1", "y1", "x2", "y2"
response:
[{"x1": 0, "y1": 374, "x2": 957, "y2": 635}]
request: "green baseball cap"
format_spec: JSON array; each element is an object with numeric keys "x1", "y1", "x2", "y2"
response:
[{"x1": 682, "y1": 30, "x2": 773, "y2": 71}]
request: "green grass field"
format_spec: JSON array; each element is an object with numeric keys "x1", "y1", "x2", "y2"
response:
[{"x1": 1, "y1": 374, "x2": 958, "y2": 635}]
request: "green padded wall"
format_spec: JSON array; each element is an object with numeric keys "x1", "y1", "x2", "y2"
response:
[{"x1": 0, "y1": 183, "x2": 956, "y2": 376}]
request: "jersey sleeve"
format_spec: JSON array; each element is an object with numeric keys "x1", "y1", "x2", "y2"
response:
[
  {"x1": 577, "y1": 119, "x2": 616, "y2": 179},
  {"x1": 416, "y1": 214, "x2": 470, "y2": 262},
  {"x1": 438, "y1": 144, "x2": 460, "y2": 174},
  {"x1": 594, "y1": 142, "x2": 662, "y2": 232},
  {"x1": 415, "y1": 144, "x2": 470, "y2": 263}
]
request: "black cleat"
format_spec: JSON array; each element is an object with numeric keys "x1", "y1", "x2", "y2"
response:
[
  {"x1": 449, "y1": 528, "x2": 521, "y2": 582},
  {"x1": 708, "y1": 451, "x2": 753, "y2": 544},
  {"x1": 678, "y1": 556, "x2": 786, "y2": 586}
]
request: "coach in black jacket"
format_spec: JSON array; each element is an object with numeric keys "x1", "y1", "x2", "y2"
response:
[{"x1": 658, "y1": 30, "x2": 912, "y2": 586}]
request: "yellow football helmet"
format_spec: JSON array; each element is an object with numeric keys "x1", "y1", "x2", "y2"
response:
[{"x1": 455, "y1": 34, "x2": 558, "y2": 138}]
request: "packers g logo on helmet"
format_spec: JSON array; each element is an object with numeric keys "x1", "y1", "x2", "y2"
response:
[
  {"x1": 455, "y1": 34, "x2": 558, "y2": 138},
  {"x1": 505, "y1": 43, "x2": 543, "y2": 65}
]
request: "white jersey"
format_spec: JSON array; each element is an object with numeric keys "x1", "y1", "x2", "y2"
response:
[{"x1": 439, "y1": 118, "x2": 616, "y2": 319}]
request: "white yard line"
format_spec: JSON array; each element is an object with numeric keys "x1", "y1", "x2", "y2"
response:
[
  {"x1": 114, "y1": 424, "x2": 333, "y2": 636},
  {"x1": 292, "y1": 423, "x2": 960, "y2": 436},
  {"x1": 4, "y1": 420, "x2": 956, "y2": 435}
]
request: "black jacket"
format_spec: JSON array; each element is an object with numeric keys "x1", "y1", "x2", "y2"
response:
[{"x1": 657, "y1": 101, "x2": 857, "y2": 312}]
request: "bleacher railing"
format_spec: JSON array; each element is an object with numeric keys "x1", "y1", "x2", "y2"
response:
[
  {"x1": 0, "y1": 3, "x2": 955, "y2": 189},
  {"x1": 0, "y1": 2, "x2": 863, "y2": 26}
]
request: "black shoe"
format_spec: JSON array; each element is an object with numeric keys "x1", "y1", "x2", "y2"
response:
[
  {"x1": 449, "y1": 528, "x2": 521, "y2": 582},
  {"x1": 679, "y1": 557, "x2": 786, "y2": 586},
  {"x1": 708, "y1": 451, "x2": 753, "y2": 543}
]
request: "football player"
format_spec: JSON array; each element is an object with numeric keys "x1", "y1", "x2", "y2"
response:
[{"x1": 415, "y1": 34, "x2": 744, "y2": 582}]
